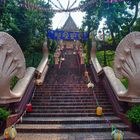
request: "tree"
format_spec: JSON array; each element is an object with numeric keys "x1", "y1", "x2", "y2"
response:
[
  {"x1": 0, "y1": 0, "x2": 54, "y2": 52},
  {"x1": 82, "y1": 0, "x2": 140, "y2": 47}
]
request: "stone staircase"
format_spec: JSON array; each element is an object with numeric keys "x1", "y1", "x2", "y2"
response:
[{"x1": 16, "y1": 50, "x2": 140, "y2": 140}]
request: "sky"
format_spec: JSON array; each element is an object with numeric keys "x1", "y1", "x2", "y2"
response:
[{"x1": 45, "y1": 0, "x2": 85, "y2": 29}]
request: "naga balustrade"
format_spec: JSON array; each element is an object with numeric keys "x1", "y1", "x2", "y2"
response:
[
  {"x1": 90, "y1": 37, "x2": 103, "y2": 83},
  {"x1": 0, "y1": 32, "x2": 49, "y2": 134},
  {"x1": 90, "y1": 32, "x2": 140, "y2": 129},
  {"x1": 35, "y1": 37, "x2": 49, "y2": 86}
]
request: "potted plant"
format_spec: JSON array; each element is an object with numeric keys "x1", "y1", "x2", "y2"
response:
[
  {"x1": 0, "y1": 108, "x2": 10, "y2": 134},
  {"x1": 126, "y1": 105, "x2": 140, "y2": 134}
]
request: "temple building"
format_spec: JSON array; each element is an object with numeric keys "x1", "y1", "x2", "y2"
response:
[
  {"x1": 62, "y1": 14, "x2": 80, "y2": 48},
  {"x1": 62, "y1": 14, "x2": 79, "y2": 32}
]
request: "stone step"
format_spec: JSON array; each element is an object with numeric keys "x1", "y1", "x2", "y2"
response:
[
  {"x1": 33, "y1": 94, "x2": 95, "y2": 97},
  {"x1": 37, "y1": 89, "x2": 91, "y2": 92},
  {"x1": 35, "y1": 90, "x2": 105, "y2": 94},
  {"x1": 32, "y1": 98, "x2": 108, "y2": 102},
  {"x1": 33, "y1": 96, "x2": 108, "y2": 101},
  {"x1": 33, "y1": 96, "x2": 108, "y2": 100},
  {"x1": 36, "y1": 87, "x2": 103, "y2": 90},
  {"x1": 14, "y1": 52, "x2": 140, "y2": 140},
  {"x1": 37, "y1": 85, "x2": 91, "y2": 90},
  {"x1": 37, "y1": 84, "x2": 104, "y2": 88},
  {"x1": 36, "y1": 88, "x2": 90, "y2": 91},
  {"x1": 36, "y1": 89, "x2": 104, "y2": 93},
  {"x1": 22, "y1": 116, "x2": 121, "y2": 124},
  {"x1": 14, "y1": 132, "x2": 140, "y2": 140},
  {"x1": 25, "y1": 112, "x2": 115, "y2": 117},
  {"x1": 31, "y1": 108, "x2": 113, "y2": 113},
  {"x1": 34, "y1": 94, "x2": 107, "y2": 97},
  {"x1": 32, "y1": 102, "x2": 111, "y2": 106},
  {"x1": 16, "y1": 123, "x2": 129, "y2": 133},
  {"x1": 32, "y1": 105, "x2": 112, "y2": 109},
  {"x1": 34, "y1": 92, "x2": 106, "y2": 96},
  {"x1": 37, "y1": 84, "x2": 89, "y2": 87}
]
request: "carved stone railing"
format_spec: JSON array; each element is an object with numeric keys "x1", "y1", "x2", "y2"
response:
[
  {"x1": 114, "y1": 32, "x2": 140, "y2": 103},
  {"x1": 102, "y1": 66, "x2": 125, "y2": 114},
  {"x1": 103, "y1": 67, "x2": 127, "y2": 100},
  {"x1": 91, "y1": 32, "x2": 140, "y2": 104},
  {"x1": 35, "y1": 37, "x2": 49, "y2": 85},
  {"x1": 7, "y1": 68, "x2": 35, "y2": 127},
  {"x1": 0, "y1": 32, "x2": 35, "y2": 104},
  {"x1": 90, "y1": 38, "x2": 103, "y2": 83},
  {"x1": 0, "y1": 32, "x2": 36, "y2": 131},
  {"x1": 0, "y1": 33, "x2": 50, "y2": 132},
  {"x1": 90, "y1": 32, "x2": 140, "y2": 125}
]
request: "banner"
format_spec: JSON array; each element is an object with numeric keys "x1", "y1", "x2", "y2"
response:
[{"x1": 47, "y1": 30, "x2": 89, "y2": 41}]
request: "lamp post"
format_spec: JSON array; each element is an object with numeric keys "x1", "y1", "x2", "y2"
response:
[{"x1": 98, "y1": 27, "x2": 110, "y2": 66}]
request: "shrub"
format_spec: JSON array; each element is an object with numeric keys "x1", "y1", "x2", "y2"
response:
[
  {"x1": 126, "y1": 105, "x2": 140, "y2": 124},
  {"x1": 0, "y1": 108, "x2": 10, "y2": 121}
]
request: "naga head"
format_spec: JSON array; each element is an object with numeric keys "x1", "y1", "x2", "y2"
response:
[
  {"x1": 114, "y1": 32, "x2": 140, "y2": 101},
  {"x1": 0, "y1": 32, "x2": 26, "y2": 99}
]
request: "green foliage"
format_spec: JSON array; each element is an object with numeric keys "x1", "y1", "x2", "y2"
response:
[
  {"x1": 81, "y1": 0, "x2": 140, "y2": 47},
  {"x1": 0, "y1": 108, "x2": 10, "y2": 121},
  {"x1": 133, "y1": 17, "x2": 140, "y2": 31},
  {"x1": 24, "y1": 52, "x2": 42, "y2": 68},
  {"x1": 96, "y1": 50, "x2": 115, "y2": 67},
  {"x1": 10, "y1": 52, "x2": 43, "y2": 88},
  {"x1": 96, "y1": 50, "x2": 128, "y2": 88},
  {"x1": 10, "y1": 76, "x2": 18, "y2": 89},
  {"x1": 0, "y1": 0, "x2": 54, "y2": 53},
  {"x1": 127, "y1": 105, "x2": 140, "y2": 124},
  {"x1": 0, "y1": 0, "x2": 54, "y2": 88},
  {"x1": 121, "y1": 78, "x2": 128, "y2": 88},
  {"x1": 49, "y1": 53, "x2": 55, "y2": 65}
]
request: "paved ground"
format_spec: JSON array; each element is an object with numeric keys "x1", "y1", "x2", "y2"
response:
[
  {"x1": 15, "y1": 133, "x2": 110, "y2": 140},
  {"x1": 14, "y1": 132, "x2": 140, "y2": 140},
  {"x1": 1, "y1": 133, "x2": 105, "y2": 140}
]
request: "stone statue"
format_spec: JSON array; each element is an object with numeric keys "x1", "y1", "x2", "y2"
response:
[
  {"x1": 114, "y1": 32, "x2": 140, "y2": 102},
  {"x1": 0, "y1": 32, "x2": 26, "y2": 103}
]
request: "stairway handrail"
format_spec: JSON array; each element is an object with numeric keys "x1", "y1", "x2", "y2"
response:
[
  {"x1": 90, "y1": 37, "x2": 125, "y2": 114},
  {"x1": 35, "y1": 38, "x2": 49, "y2": 86},
  {"x1": 0, "y1": 33, "x2": 49, "y2": 133},
  {"x1": 90, "y1": 52, "x2": 131, "y2": 127}
]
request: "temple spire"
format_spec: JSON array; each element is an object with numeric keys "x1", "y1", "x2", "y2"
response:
[{"x1": 62, "y1": 14, "x2": 79, "y2": 32}]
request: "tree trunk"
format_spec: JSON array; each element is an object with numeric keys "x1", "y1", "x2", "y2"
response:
[
  {"x1": 128, "y1": 2, "x2": 139, "y2": 33},
  {"x1": 109, "y1": 28, "x2": 117, "y2": 47}
]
